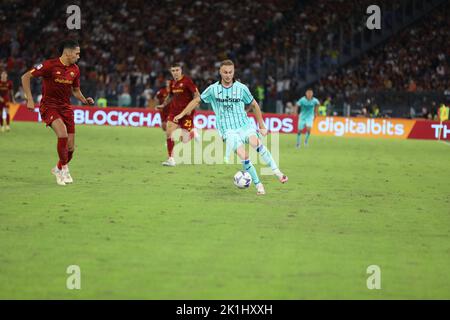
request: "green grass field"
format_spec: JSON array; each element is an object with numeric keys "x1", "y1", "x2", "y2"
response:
[{"x1": 0, "y1": 122, "x2": 449, "y2": 299}]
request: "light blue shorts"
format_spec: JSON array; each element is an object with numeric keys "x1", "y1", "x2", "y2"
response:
[
  {"x1": 298, "y1": 116, "x2": 314, "y2": 131},
  {"x1": 224, "y1": 123, "x2": 259, "y2": 153}
]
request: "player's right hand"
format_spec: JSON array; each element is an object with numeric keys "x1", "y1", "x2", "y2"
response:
[
  {"x1": 26, "y1": 99, "x2": 35, "y2": 110},
  {"x1": 259, "y1": 128, "x2": 268, "y2": 136},
  {"x1": 173, "y1": 114, "x2": 183, "y2": 123}
]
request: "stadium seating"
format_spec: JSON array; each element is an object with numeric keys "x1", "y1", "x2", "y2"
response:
[
  {"x1": 0, "y1": 0, "x2": 448, "y2": 116},
  {"x1": 316, "y1": 2, "x2": 449, "y2": 118}
]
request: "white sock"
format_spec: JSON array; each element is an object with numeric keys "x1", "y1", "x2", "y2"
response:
[{"x1": 273, "y1": 169, "x2": 284, "y2": 178}]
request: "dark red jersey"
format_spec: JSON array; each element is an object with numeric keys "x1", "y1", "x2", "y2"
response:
[
  {"x1": 0, "y1": 80, "x2": 13, "y2": 103},
  {"x1": 30, "y1": 58, "x2": 80, "y2": 109},
  {"x1": 169, "y1": 76, "x2": 198, "y2": 115}
]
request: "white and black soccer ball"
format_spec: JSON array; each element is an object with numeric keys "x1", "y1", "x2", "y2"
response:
[{"x1": 233, "y1": 171, "x2": 252, "y2": 189}]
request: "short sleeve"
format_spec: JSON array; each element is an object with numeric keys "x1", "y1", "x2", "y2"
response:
[
  {"x1": 200, "y1": 85, "x2": 214, "y2": 104},
  {"x1": 314, "y1": 98, "x2": 320, "y2": 106},
  {"x1": 30, "y1": 61, "x2": 51, "y2": 78},
  {"x1": 185, "y1": 78, "x2": 198, "y2": 95},
  {"x1": 242, "y1": 85, "x2": 254, "y2": 105},
  {"x1": 296, "y1": 98, "x2": 303, "y2": 107}
]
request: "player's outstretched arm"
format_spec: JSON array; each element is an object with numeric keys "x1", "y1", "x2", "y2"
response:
[
  {"x1": 21, "y1": 71, "x2": 35, "y2": 110},
  {"x1": 250, "y1": 99, "x2": 268, "y2": 136},
  {"x1": 173, "y1": 96, "x2": 201, "y2": 123},
  {"x1": 72, "y1": 87, "x2": 94, "y2": 105}
]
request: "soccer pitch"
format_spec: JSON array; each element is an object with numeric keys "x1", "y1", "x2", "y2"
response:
[{"x1": 0, "y1": 122, "x2": 449, "y2": 299}]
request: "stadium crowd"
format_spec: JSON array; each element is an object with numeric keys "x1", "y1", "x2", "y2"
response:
[
  {"x1": 1, "y1": 0, "x2": 297, "y2": 108},
  {"x1": 317, "y1": 4, "x2": 449, "y2": 95},
  {"x1": 0, "y1": 0, "x2": 448, "y2": 116},
  {"x1": 314, "y1": 2, "x2": 449, "y2": 118}
]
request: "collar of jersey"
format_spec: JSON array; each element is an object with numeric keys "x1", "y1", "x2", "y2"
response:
[
  {"x1": 220, "y1": 81, "x2": 235, "y2": 89},
  {"x1": 59, "y1": 58, "x2": 70, "y2": 67}
]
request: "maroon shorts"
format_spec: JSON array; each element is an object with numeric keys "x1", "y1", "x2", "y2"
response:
[
  {"x1": 0, "y1": 103, "x2": 8, "y2": 112},
  {"x1": 40, "y1": 105, "x2": 75, "y2": 134},
  {"x1": 167, "y1": 113, "x2": 194, "y2": 132}
]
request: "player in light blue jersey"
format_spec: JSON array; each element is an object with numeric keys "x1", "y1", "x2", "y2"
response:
[
  {"x1": 296, "y1": 89, "x2": 320, "y2": 148},
  {"x1": 174, "y1": 60, "x2": 288, "y2": 195}
]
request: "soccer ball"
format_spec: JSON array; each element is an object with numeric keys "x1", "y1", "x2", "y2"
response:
[{"x1": 233, "y1": 171, "x2": 252, "y2": 189}]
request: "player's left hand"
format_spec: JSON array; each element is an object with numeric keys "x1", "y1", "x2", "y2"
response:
[
  {"x1": 86, "y1": 97, "x2": 95, "y2": 105},
  {"x1": 259, "y1": 128, "x2": 268, "y2": 136}
]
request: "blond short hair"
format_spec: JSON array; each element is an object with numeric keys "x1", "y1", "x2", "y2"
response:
[{"x1": 220, "y1": 60, "x2": 234, "y2": 68}]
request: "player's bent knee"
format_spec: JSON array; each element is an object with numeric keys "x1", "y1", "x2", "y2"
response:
[
  {"x1": 249, "y1": 136, "x2": 260, "y2": 148},
  {"x1": 166, "y1": 128, "x2": 175, "y2": 138},
  {"x1": 51, "y1": 119, "x2": 68, "y2": 137},
  {"x1": 55, "y1": 128, "x2": 69, "y2": 139},
  {"x1": 236, "y1": 146, "x2": 248, "y2": 160}
]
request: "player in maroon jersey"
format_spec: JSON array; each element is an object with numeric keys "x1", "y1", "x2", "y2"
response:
[
  {"x1": 155, "y1": 63, "x2": 199, "y2": 167},
  {"x1": 155, "y1": 79, "x2": 172, "y2": 132},
  {"x1": 0, "y1": 71, "x2": 15, "y2": 132},
  {"x1": 21, "y1": 39, "x2": 94, "y2": 186}
]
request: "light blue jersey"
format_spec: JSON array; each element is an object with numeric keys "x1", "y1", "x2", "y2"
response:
[
  {"x1": 200, "y1": 81, "x2": 254, "y2": 137},
  {"x1": 297, "y1": 96, "x2": 320, "y2": 120},
  {"x1": 201, "y1": 80, "x2": 282, "y2": 187}
]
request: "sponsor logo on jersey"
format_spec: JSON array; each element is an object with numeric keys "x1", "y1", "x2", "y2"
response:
[
  {"x1": 55, "y1": 78, "x2": 74, "y2": 85},
  {"x1": 216, "y1": 97, "x2": 241, "y2": 103}
]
